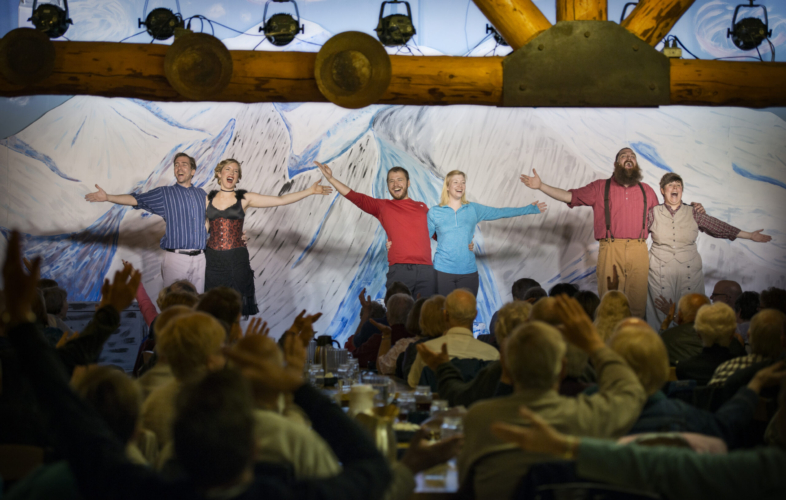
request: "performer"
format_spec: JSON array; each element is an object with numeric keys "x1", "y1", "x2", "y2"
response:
[
  {"x1": 520, "y1": 147, "x2": 661, "y2": 317},
  {"x1": 428, "y1": 170, "x2": 546, "y2": 297},
  {"x1": 206, "y1": 159, "x2": 332, "y2": 316},
  {"x1": 647, "y1": 172, "x2": 771, "y2": 330},
  {"x1": 86, "y1": 153, "x2": 208, "y2": 292},
  {"x1": 314, "y1": 161, "x2": 438, "y2": 298}
]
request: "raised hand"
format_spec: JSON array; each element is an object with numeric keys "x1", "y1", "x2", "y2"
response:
[
  {"x1": 245, "y1": 317, "x2": 270, "y2": 338},
  {"x1": 311, "y1": 181, "x2": 333, "y2": 196},
  {"x1": 282, "y1": 328, "x2": 308, "y2": 373},
  {"x1": 553, "y1": 295, "x2": 604, "y2": 353},
  {"x1": 416, "y1": 342, "x2": 450, "y2": 371},
  {"x1": 690, "y1": 202, "x2": 705, "y2": 214},
  {"x1": 749, "y1": 229, "x2": 772, "y2": 243},
  {"x1": 224, "y1": 339, "x2": 304, "y2": 393},
  {"x1": 369, "y1": 318, "x2": 392, "y2": 337},
  {"x1": 85, "y1": 184, "x2": 108, "y2": 203},
  {"x1": 313, "y1": 161, "x2": 333, "y2": 180},
  {"x1": 606, "y1": 264, "x2": 619, "y2": 291},
  {"x1": 491, "y1": 406, "x2": 574, "y2": 458},
  {"x1": 654, "y1": 295, "x2": 674, "y2": 316},
  {"x1": 97, "y1": 262, "x2": 142, "y2": 313},
  {"x1": 520, "y1": 169, "x2": 542, "y2": 190},
  {"x1": 287, "y1": 310, "x2": 322, "y2": 346},
  {"x1": 358, "y1": 288, "x2": 374, "y2": 323},
  {"x1": 2, "y1": 230, "x2": 41, "y2": 325},
  {"x1": 56, "y1": 330, "x2": 80, "y2": 349},
  {"x1": 532, "y1": 200, "x2": 547, "y2": 213}
]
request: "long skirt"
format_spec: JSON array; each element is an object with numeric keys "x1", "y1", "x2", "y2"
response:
[{"x1": 204, "y1": 247, "x2": 259, "y2": 316}]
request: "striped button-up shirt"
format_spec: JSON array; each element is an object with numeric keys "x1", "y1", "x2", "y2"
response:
[{"x1": 133, "y1": 185, "x2": 208, "y2": 250}]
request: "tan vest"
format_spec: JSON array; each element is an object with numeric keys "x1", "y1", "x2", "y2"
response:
[{"x1": 650, "y1": 204, "x2": 699, "y2": 263}]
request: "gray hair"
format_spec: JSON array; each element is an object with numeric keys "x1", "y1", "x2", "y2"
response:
[{"x1": 505, "y1": 321, "x2": 566, "y2": 390}]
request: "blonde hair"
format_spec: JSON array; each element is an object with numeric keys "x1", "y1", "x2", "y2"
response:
[
  {"x1": 495, "y1": 301, "x2": 533, "y2": 345},
  {"x1": 695, "y1": 302, "x2": 737, "y2": 347},
  {"x1": 594, "y1": 291, "x2": 631, "y2": 341},
  {"x1": 156, "y1": 312, "x2": 227, "y2": 380},
  {"x1": 214, "y1": 159, "x2": 243, "y2": 183},
  {"x1": 419, "y1": 295, "x2": 447, "y2": 338},
  {"x1": 749, "y1": 309, "x2": 786, "y2": 358},
  {"x1": 439, "y1": 170, "x2": 468, "y2": 207},
  {"x1": 609, "y1": 325, "x2": 668, "y2": 396}
]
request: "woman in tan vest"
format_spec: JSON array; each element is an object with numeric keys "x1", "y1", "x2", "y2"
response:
[{"x1": 646, "y1": 172, "x2": 771, "y2": 331}]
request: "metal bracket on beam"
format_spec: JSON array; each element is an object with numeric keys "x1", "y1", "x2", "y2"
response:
[{"x1": 503, "y1": 21, "x2": 669, "y2": 107}]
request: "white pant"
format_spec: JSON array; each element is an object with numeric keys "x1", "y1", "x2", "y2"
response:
[
  {"x1": 162, "y1": 251, "x2": 206, "y2": 293},
  {"x1": 646, "y1": 253, "x2": 705, "y2": 332}
]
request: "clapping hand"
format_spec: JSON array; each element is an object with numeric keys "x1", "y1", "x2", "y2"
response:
[
  {"x1": 606, "y1": 264, "x2": 619, "y2": 291},
  {"x1": 287, "y1": 310, "x2": 322, "y2": 347},
  {"x1": 2, "y1": 230, "x2": 41, "y2": 325},
  {"x1": 311, "y1": 181, "x2": 333, "y2": 196},
  {"x1": 97, "y1": 262, "x2": 142, "y2": 313},
  {"x1": 416, "y1": 342, "x2": 450, "y2": 371},
  {"x1": 224, "y1": 336, "x2": 305, "y2": 393},
  {"x1": 85, "y1": 184, "x2": 108, "y2": 203},
  {"x1": 654, "y1": 295, "x2": 675, "y2": 316},
  {"x1": 56, "y1": 330, "x2": 80, "y2": 349},
  {"x1": 313, "y1": 161, "x2": 333, "y2": 180},
  {"x1": 245, "y1": 317, "x2": 270, "y2": 338},
  {"x1": 554, "y1": 295, "x2": 604, "y2": 353},
  {"x1": 369, "y1": 318, "x2": 392, "y2": 338},
  {"x1": 358, "y1": 287, "x2": 374, "y2": 322},
  {"x1": 520, "y1": 169, "x2": 542, "y2": 190}
]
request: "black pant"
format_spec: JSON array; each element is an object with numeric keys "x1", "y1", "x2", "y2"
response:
[
  {"x1": 436, "y1": 270, "x2": 480, "y2": 297},
  {"x1": 387, "y1": 264, "x2": 437, "y2": 299}
]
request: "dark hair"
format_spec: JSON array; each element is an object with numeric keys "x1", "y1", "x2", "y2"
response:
[
  {"x1": 511, "y1": 278, "x2": 541, "y2": 301},
  {"x1": 387, "y1": 166, "x2": 409, "y2": 182},
  {"x1": 32, "y1": 289, "x2": 49, "y2": 327},
  {"x1": 197, "y1": 287, "x2": 242, "y2": 327},
  {"x1": 659, "y1": 172, "x2": 684, "y2": 190},
  {"x1": 760, "y1": 287, "x2": 786, "y2": 315},
  {"x1": 523, "y1": 287, "x2": 548, "y2": 302},
  {"x1": 38, "y1": 278, "x2": 59, "y2": 289},
  {"x1": 74, "y1": 367, "x2": 141, "y2": 444},
  {"x1": 174, "y1": 369, "x2": 255, "y2": 488},
  {"x1": 574, "y1": 290, "x2": 601, "y2": 320},
  {"x1": 368, "y1": 301, "x2": 386, "y2": 320},
  {"x1": 735, "y1": 291, "x2": 760, "y2": 321},
  {"x1": 549, "y1": 283, "x2": 579, "y2": 298},
  {"x1": 385, "y1": 281, "x2": 411, "y2": 304},
  {"x1": 168, "y1": 280, "x2": 197, "y2": 295},
  {"x1": 174, "y1": 152, "x2": 197, "y2": 171},
  {"x1": 42, "y1": 286, "x2": 68, "y2": 315},
  {"x1": 406, "y1": 298, "x2": 427, "y2": 335},
  {"x1": 615, "y1": 147, "x2": 635, "y2": 163}
]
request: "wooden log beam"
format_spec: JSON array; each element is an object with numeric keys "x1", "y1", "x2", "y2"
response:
[
  {"x1": 670, "y1": 59, "x2": 786, "y2": 108},
  {"x1": 556, "y1": 0, "x2": 608, "y2": 21},
  {"x1": 621, "y1": 0, "x2": 696, "y2": 46},
  {"x1": 471, "y1": 0, "x2": 551, "y2": 50}
]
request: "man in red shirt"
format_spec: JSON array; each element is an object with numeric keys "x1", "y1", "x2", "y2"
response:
[
  {"x1": 314, "y1": 161, "x2": 437, "y2": 298},
  {"x1": 520, "y1": 148, "x2": 658, "y2": 317}
]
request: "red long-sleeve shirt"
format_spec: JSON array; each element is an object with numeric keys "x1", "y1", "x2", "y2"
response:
[{"x1": 345, "y1": 190, "x2": 432, "y2": 266}]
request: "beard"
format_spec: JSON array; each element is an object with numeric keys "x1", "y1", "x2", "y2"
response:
[
  {"x1": 613, "y1": 161, "x2": 643, "y2": 185},
  {"x1": 390, "y1": 186, "x2": 409, "y2": 200}
]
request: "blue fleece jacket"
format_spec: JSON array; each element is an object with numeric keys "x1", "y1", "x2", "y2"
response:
[{"x1": 427, "y1": 202, "x2": 541, "y2": 274}]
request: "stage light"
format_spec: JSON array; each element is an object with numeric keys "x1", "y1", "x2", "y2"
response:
[
  {"x1": 29, "y1": 0, "x2": 73, "y2": 39},
  {"x1": 139, "y1": 4, "x2": 185, "y2": 41},
  {"x1": 376, "y1": 1, "x2": 416, "y2": 47},
  {"x1": 727, "y1": 1, "x2": 772, "y2": 51},
  {"x1": 259, "y1": 0, "x2": 304, "y2": 47},
  {"x1": 486, "y1": 24, "x2": 508, "y2": 47}
]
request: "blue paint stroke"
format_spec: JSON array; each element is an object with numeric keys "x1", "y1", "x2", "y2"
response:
[
  {"x1": 0, "y1": 136, "x2": 80, "y2": 182},
  {"x1": 732, "y1": 163, "x2": 786, "y2": 190},
  {"x1": 130, "y1": 99, "x2": 208, "y2": 133},
  {"x1": 631, "y1": 142, "x2": 673, "y2": 172},
  {"x1": 71, "y1": 118, "x2": 86, "y2": 147}
]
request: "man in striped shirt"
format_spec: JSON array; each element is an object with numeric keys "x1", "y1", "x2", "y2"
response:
[{"x1": 86, "y1": 152, "x2": 208, "y2": 292}]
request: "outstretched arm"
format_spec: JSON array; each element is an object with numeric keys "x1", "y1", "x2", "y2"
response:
[
  {"x1": 737, "y1": 229, "x2": 772, "y2": 243},
  {"x1": 244, "y1": 181, "x2": 333, "y2": 209},
  {"x1": 85, "y1": 184, "x2": 138, "y2": 206},
  {"x1": 314, "y1": 161, "x2": 351, "y2": 197},
  {"x1": 520, "y1": 169, "x2": 572, "y2": 204}
]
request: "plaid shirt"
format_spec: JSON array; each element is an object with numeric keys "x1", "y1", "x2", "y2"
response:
[
  {"x1": 708, "y1": 354, "x2": 766, "y2": 386},
  {"x1": 647, "y1": 204, "x2": 740, "y2": 240}
]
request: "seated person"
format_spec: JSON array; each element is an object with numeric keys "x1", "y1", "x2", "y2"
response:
[
  {"x1": 352, "y1": 282, "x2": 411, "y2": 350},
  {"x1": 661, "y1": 293, "x2": 711, "y2": 364},
  {"x1": 676, "y1": 302, "x2": 745, "y2": 385},
  {"x1": 593, "y1": 291, "x2": 631, "y2": 342},
  {"x1": 459, "y1": 296, "x2": 646, "y2": 500},
  {"x1": 734, "y1": 291, "x2": 760, "y2": 343},
  {"x1": 407, "y1": 290, "x2": 499, "y2": 388},
  {"x1": 196, "y1": 286, "x2": 244, "y2": 343},
  {"x1": 377, "y1": 298, "x2": 426, "y2": 375},
  {"x1": 354, "y1": 293, "x2": 414, "y2": 369},
  {"x1": 487, "y1": 278, "x2": 540, "y2": 340},
  {"x1": 398, "y1": 296, "x2": 447, "y2": 380}
]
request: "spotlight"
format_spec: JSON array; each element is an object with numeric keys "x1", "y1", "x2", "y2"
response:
[
  {"x1": 139, "y1": 6, "x2": 185, "y2": 41},
  {"x1": 376, "y1": 1, "x2": 416, "y2": 47},
  {"x1": 29, "y1": 0, "x2": 73, "y2": 39},
  {"x1": 727, "y1": 1, "x2": 772, "y2": 51},
  {"x1": 259, "y1": 0, "x2": 304, "y2": 47},
  {"x1": 486, "y1": 24, "x2": 508, "y2": 46}
]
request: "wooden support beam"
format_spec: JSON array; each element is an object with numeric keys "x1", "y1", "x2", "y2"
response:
[
  {"x1": 621, "y1": 0, "x2": 696, "y2": 46},
  {"x1": 471, "y1": 0, "x2": 551, "y2": 50},
  {"x1": 556, "y1": 0, "x2": 608, "y2": 22},
  {"x1": 670, "y1": 59, "x2": 786, "y2": 108}
]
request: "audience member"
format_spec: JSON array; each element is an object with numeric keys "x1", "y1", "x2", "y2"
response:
[
  {"x1": 459, "y1": 296, "x2": 646, "y2": 499},
  {"x1": 548, "y1": 282, "x2": 579, "y2": 297},
  {"x1": 196, "y1": 286, "x2": 244, "y2": 342},
  {"x1": 574, "y1": 290, "x2": 601, "y2": 320},
  {"x1": 661, "y1": 293, "x2": 711, "y2": 364},
  {"x1": 398, "y1": 295, "x2": 446, "y2": 379},
  {"x1": 677, "y1": 302, "x2": 743, "y2": 385},
  {"x1": 734, "y1": 291, "x2": 760, "y2": 343},
  {"x1": 136, "y1": 305, "x2": 193, "y2": 399},
  {"x1": 488, "y1": 278, "x2": 540, "y2": 338},
  {"x1": 710, "y1": 280, "x2": 742, "y2": 308},
  {"x1": 407, "y1": 290, "x2": 499, "y2": 388},
  {"x1": 353, "y1": 282, "x2": 411, "y2": 350},
  {"x1": 593, "y1": 291, "x2": 631, "y2": 341},
  {"x1": 42, "y1": 286, "x2": 71, "y2": 333},
  {"x1": 354, "y1": 293, "x2": 414, "y2": 368},
  {"x1": 523, "y1": 286, "x2": 548, "y2": 303},
  {"x1": 377, "y1": 298, "x2": 425, "y2": 375},
  {"x1": 761, "y1": 287, "x2": 786, "y2": 315}
]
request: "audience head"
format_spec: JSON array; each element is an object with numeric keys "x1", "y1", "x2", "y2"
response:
[
  {"x1": 505, "y1": 321, "x2": 566, "y2": 391},
  {"x1": 749, "y1": 309, "x2": 786, "y2": 358},
  {"x1": 548, "y1": 283, "x2": 579, "y2": 298},
  {"x1": 174, "y1": 368, "x2": 255, "y2": 490},
  {"x1": 367, "y1": 301, "x2": 386, "y2": 320},
  {"x1": 37, "y1": 278, "x2": 59, "y2": 289},
  {"x1": 196, "y1": 287, "x2": 243, "y2": 337},
  {"x1": 386, "y1": 293, "x2": 415, "y2": 326},
  {"x1": 234, "y1": 334, "x2": 284, "y2": 406},
  {"x1": 695, "y1": 302, "x2": 737, "y2": 347},
  {"x1": 609, "y1": 323, "x2": 668, "y2": 397},
  {"x1": 529, "y1": 297, "x2": 562, "y2": 327},
  {"x1": 760, "y1": 287, "x2": 786, "y2": 315},
  {"x1": 406, "y1": 298, "x2": 427, "y2": 335},
  {"x1": 735, "y1": 291, "x2": 760, "y2": 322},
  {"x1": 156, "y1": 280, "x2": 198, "y2": 310},
  {"x1": 42, "y1": 286, "x2": 68, "y2": 317},
  {"x1": 157, "y1": 290, "x2": 200, "y2": 312},
  {"x1": 155, "y1": 305, "x2": 194, "y2": 337},
  {"x1": 574, "y1": 290, "x2": 601, "y2": 320},
  {"x1": 419, "y1": 295, "x2": 447, "y2": 338},
  {"x1": 711, "y1": 280, "x2": 742, "y2": 308},
  {"x1": 444, "y1": 289, "x2": 477, "y2": 329},
  {"x1": 31, "y1": 289, "x2": 48, "y2": 327},
  {"x1": 523, "y1": 286, "x2": 548, "y2": 303},
  {"x1": 494, "y1": 301, "x2": 533, "y2": 346},
  {"x1": 384, "y1": 282, "x2": 411, "y2": 305},
  {"x1": 676, "y1": 293, "x2": 711, "y2": 325},
  {"x1": 156, "y1": 312, "x2": 227, "y2": 381},
  {"x1": 73, "y1": 366, "x2": 141, "y2": 444},
  {"x1": 594, "y1": 291, "x2": 631, "y2": 341},
  {"x1": 511, "y1": 278, "x2": 541, "y2": 301}
]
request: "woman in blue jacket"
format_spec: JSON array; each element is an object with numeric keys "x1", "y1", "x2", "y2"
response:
[{"x1": 428, "y1": 170, "x2": 547, "y2": 296}]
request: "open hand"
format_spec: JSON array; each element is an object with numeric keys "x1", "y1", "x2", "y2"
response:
[
  {"x1": 554, "y1": 295, "x2": 604, "y2": 353},
  {"x1": 358, "y1": 288, "x2": 374, "y2": 322},
  {"x1": 532, "y1": 200, "x2": 547, "y2": 213},
  {"x1": 224, "y1": 340, "x2": 304, "y2": 393},
  {"x1": 311, "y1": 181, "x2": 333, "y2": 196},
  {"x1": 369, "y1": 318, "x2": 393, "y2": 338},
  {"x1": 654, "y1": 295, "x2": 674, "y2": 316},
  {"x1": 520, "y1": 169, "x2": 542, "y2": 190},
  {"x1": 491, "y1": 406, "x2": 573, "y2": 458},
  {"x1": 85, "y1": 184, "x2": 108, "y2": 203},
  {"x1": 2, "y1": 230, "x2": 41, "y2": 325},
  {"x1": 97, "y1": 262, "x2": 142, "y2": 313},
  {"x1": 313, "y1": 161, "x2": 333, "y2": 180},
  {"x1": 400, "y1": 427, "x2": 463, "y2": 474},
  {"x1": 416, "y1": 342, "x2": 450, "y2": 371},
  {"x1": 606, "y1": 264, "x2": 619, "y2": 291},
  {"x1": 288, "y1": 310, "x2": 322, "y2": 346},
  {"x1": 748, "y1": 361, "x2": 786, "y2": 393},
  {"x1": 750, "y1": 229, "x2": 772, "y2": 243},
  {"x1": 245, "y1": 317, "x2": 270, "y2": 337}
]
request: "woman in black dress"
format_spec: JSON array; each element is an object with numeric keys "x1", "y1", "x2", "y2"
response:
[{"x1": 205, "y1": 159, "x2": 332, "y2": 316}]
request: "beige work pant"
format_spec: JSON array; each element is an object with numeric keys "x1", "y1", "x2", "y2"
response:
[
  {"x1": 162, "y1": 250, "x2": 206, "y2": 293},
  {"x1": 646, "y1": 253, "x2": 705, "y2": 332},
  {"x1": 597, "y1": 239, "x2": 649, "y2": 318}
]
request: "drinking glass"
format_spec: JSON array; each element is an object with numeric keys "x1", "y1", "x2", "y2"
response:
[
  {"x1": 414, "y1": 385, "x2": 432, "y2": 411},
  {"x1": 429, "y1": 399, "x2": 448, "y2": 416},
  {"x1": 364, "y1": 374, "x2": 391, "y2": 406},
  {"x1": 441, "y1": 416, "x2": 463, "y2": 440},
  {"x1": 397, "y1": 392, "x2": 416, "y2": 422}
]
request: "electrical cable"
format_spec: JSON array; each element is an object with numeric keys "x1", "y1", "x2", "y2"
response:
[
  {"x1": 464, "y1": 0, "x2": 471, "y2": 54},
  {"x1": 463, "y1": 33, "x2": 492, "y2": 56},
  {"x1": 119, "y1": 30, "x2": 146, "y2": 43},
  {"x1": 672, "y1": 36, "x2": 701, "y2": 59}
]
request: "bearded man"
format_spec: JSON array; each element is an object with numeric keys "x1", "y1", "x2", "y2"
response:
[{"x1": 520, "y1": 147, "x2": 658, "y2": 317}]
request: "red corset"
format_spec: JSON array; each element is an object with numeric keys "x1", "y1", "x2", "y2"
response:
[{"x1": 207, "y1": 218, "x2": 245, "y2": 250}]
